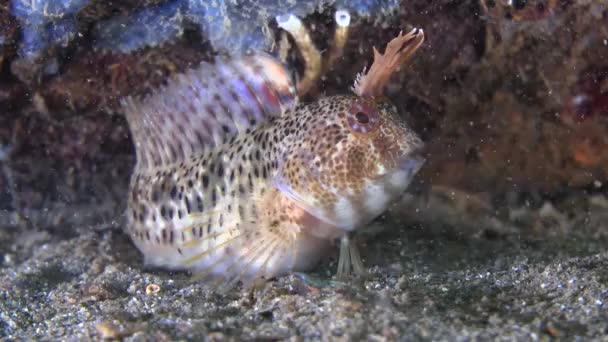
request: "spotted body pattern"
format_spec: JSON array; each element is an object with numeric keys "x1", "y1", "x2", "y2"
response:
[{"x1": 123, "y1": 29, "x2": 425, "y2": 286}]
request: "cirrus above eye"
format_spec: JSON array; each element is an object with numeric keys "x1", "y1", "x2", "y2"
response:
[{"x1": 347, "y1": 99, "x2": 379, "y2": 134}]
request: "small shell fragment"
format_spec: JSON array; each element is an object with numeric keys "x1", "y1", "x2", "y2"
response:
[{"x1": 145, "y1": 283, "x2": 161, "y2": 295}]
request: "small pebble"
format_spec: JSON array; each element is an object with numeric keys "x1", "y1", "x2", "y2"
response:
[{"x1": 146, "y1": 283, "x2": 161, "y2": 295}]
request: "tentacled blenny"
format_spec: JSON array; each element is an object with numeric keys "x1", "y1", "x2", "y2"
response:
[{"x1": 122, "y1": 28, "x2": 425, "y2": 287}]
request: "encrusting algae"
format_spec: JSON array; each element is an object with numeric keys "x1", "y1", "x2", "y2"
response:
[{"x1": 122, "y1": 28, "x2": 426, "y2": 288}]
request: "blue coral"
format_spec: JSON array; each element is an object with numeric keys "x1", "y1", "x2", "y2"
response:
[
  {"x1": 93, "y1": 0, "x2": 188, "y2": 53},
  {"x1": 93, "y1": 0, "x2": 401, "y2": 54},
  {"x1": 11, "y1": 0, "x2": 89, "y2": 61},
  {"x1": 8, "y1": 0, "x2": 400, "y2": 72},
  {"x1": 341, "y1": 0, "x2": 400, "y2": 18}
]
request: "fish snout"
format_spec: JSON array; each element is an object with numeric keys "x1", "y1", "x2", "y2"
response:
[{"x1": 398, "y1": 148, "x2": 425, "y2": 176}]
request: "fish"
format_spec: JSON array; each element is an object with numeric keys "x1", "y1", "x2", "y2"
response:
[{"x1": 122, "y1": 28, "x2": 425, "y2": 288}]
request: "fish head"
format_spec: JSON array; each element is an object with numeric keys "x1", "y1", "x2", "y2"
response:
[{"x1": 276, "y1": 94, "x2": 424, "y2": 231}]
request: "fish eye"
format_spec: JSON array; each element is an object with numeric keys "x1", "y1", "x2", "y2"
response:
[{"x1": 347, "y1": 99, "x2": 379, "y2": 134}]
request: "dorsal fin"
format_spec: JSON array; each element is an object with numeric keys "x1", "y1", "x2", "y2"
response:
[{"x1": 122, "y1": 54, "x2": 297, "y2": 169}]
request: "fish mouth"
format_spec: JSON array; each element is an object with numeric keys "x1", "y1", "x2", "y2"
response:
[{"x1": 398, "y1": 149, "x2": 425, "y2": 175}]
